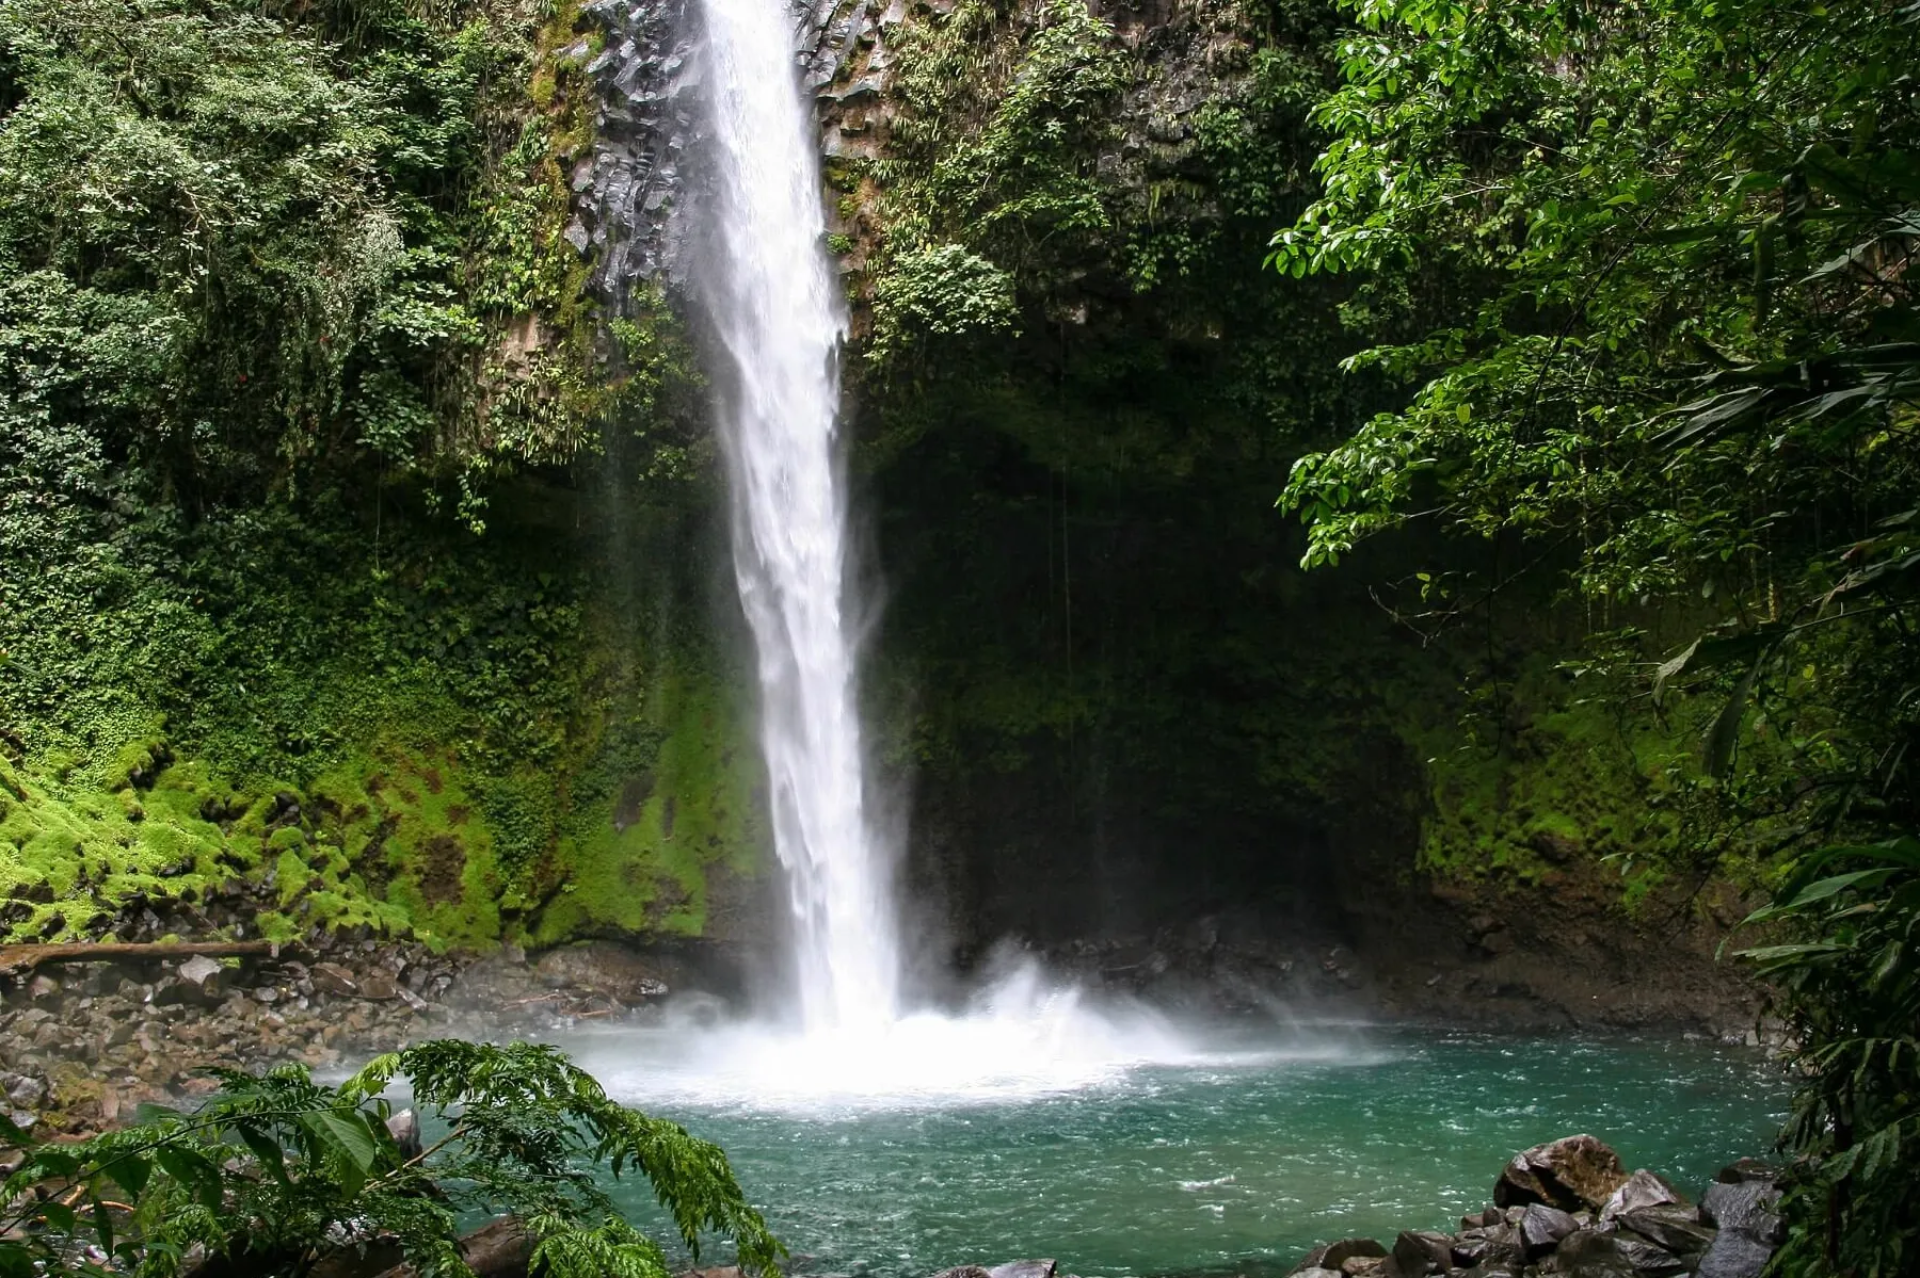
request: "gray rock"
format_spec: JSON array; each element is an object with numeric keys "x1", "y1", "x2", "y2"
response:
[
  {"x1": 1615, "y1": 1205, "x2": 1716, "y2": 1257},
  {"x1": 5, "y1": 1075, "x2": 46, "y2": 1108},
  {"x1": 1296, "y1": 1239, "x2": 1387, "y2": 1274},
  {"x1": 1390, "y1": 1231, "x2": 1451, "y2": 1277},
  {"x1": 987, "y1": 1262, "x2": 1054, "y2": 1278},
  {"x1": 386, "y1": 1109, "x2": 423, "y2": 1160},
  {"x1": 1518, "y1": 1203, "x2": 1578, "y2": 1258},
  {"x1": 1701, "y1": 1180, "x2": 1784, "y2": 1243},
  {"x1": 1602, "y1": 1168, "x2": 1686, "y2": 1219},
  {"x1": 1555, "y1": 1230, "x2": 1685, "y2": 1278},
  {"x1": 1696, "y1": 1230, "x2": 1775, "y2": 1278},
  {"x1": 1714, "y1": 1159, "x2": 1778, "y2": 1185},
  {"x1": 176, "y1": 955, "x2": 225, "y2": 997},
  {"x1": 311, "y1": 962, "x2": 358, "y2": 997}
]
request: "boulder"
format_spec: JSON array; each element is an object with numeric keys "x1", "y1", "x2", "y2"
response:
[
  {"x1": 175, "y1": 955, "x2": 226, "y2": 1001},
  {"x1": 1700, "y1": 1180, "x2": 1783, "y2": 1243},
  {"x1": 1295, "y1": 1239, "x2": 1388, "y2": 1275},
  {"x1": 1601, "y1": 1169, "x2": 1685, "y2": 1220},
  {"x1": 1714, "y1": 1159, "x2": 1778, "y2": 1185},
  {"x1": 1494, "y1": 1135, "x2": 1630, "y2": 1212},
  {"x1": 1555, "y1": 1230, "x2": 1685, "y2": 1278},
  {"x1": 1449, "y1": 1228, "x2": 1514, "y2": 1269},
  {"x1": 1518, "y1": 1203, "x2": 1578, "y2": 1259},
  {"x1": 1697, "y1": 1231, "x2": 1774, "y2": 1278},
  {"x1": 359, "y1": 969, "x2": 399, "y2": 1001},
  {"x1": 1614, "y1": 1205, "x2": 1716, "y2": 1257},
  {"x1": 368, "y1": 1215, "x2": 531, "y2": 1278},
  {"x1": 386, "y1": 1109, "x2": 423, "y2": 1160},
  {"x1": 1696, "y1": 1179, "x2": 1784, "y2": 1278},
  {"x1": 311, "y1": 963, "x2": 360, "y2": 997},
  {"x1": 1389, "y1": 1231, "x2": 1452, "y2": 1278},
  {"x1": 987, "y1": 1262, "x2": 1055, "y2": 1278},
  {"x1": 532, "y1": 941, "x2": 669, "y2": 1002}
]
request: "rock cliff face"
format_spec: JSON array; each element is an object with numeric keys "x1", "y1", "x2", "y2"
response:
[{"x1": 555, "y1": 0, "x2": 1763, "y2": 1035}]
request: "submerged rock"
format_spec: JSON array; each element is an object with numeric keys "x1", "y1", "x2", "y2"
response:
[
  {"x1": 987, "y1": 1261, "x2": 1055, "y2": 1278},
  {"x1": 1292, "y1": 1238, "x2": 1388, "y2": 1275}
]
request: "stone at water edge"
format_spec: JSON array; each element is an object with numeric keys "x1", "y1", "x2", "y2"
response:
[
  {"x1": 1517, "y1": 1203, "x2": 1579, "y2": 1259},
  {"x1": 386, "y1": 1109, "x2": 423, "y2": 1160},
  {"x1": 1696, "y1": 1177, "x2": 1785, "y2": 1278},
  {"x1": 359, "y1": 968, "x2": 399, "y2": 1001},
  {"x1": 1291, "y1": 1237, "x2": 1388, "y2": 1275},
  {"x1": 1714, "y1": 1158, "x2": 1779, "y2": 1185},
  {"x1": 1494, "y1": 1134, "x2": 1631, "y2": 1212},
  {"x1": 1614, "y1": 1204, "x2": 1716, "y2": 1258},
  {"x1": 1700, "y1": 1179, "x2": 1784, "y2": 1241},
  {"x1": 1553, "y1": 1229, "x2": 1686, "y2": 1278},
  {"x1": 987, "y1": 1260, "x2": 1056, "y2": 1278},
  {"x1": 1601, "y1": 1168, "x2": 1686, "y2": 1220},
  {"x1": 1388, "y1": 1230, "x2": 1452, "y2": 1277}
]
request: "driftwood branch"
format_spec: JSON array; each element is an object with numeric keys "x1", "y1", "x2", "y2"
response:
[{"x1": 0, "y1": 939, "x2": 292, "y2": 979}]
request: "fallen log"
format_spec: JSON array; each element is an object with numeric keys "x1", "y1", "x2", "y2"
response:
[{"x1": 0, "y1": 939, "x2": 294, "y2": 979}]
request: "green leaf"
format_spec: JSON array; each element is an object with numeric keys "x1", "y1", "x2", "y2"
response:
[
  {"x1": 300, "y1": 1110, "x2": 381, "y2": 1173},
  {"x1": 106, "y1": 1152, "x2": 152, "y2": 1199},
  {"x1": 234, "y1": 1123, "x2": 292, "y2": 1186},
  {"x1": 1747, "y1": 868, "x2": 1901, "y2": 921}
]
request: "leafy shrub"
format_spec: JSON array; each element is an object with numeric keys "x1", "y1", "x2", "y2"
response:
[{"x1": 0, "y1": 1039, "x2": 782, "y2": 1278}]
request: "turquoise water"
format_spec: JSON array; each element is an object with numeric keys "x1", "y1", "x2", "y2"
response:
[{"x1": 568, "y1": 1026, "x2": 1790, "y2": 1278}]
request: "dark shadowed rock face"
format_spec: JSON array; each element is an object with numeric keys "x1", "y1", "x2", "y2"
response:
[
  {"x1": 1495, "y1": 1134, "x2": 1631, "y2": 1212},
  {"x1": 1517, "y1": 1204, "x2": 1579, "y2": 1259},
  {"x1": 1615, "y1": 1204, "x2": 1716, "y2": 1257},
  {"x1": 1696, "y1": 1179, "x2": 1786, "y2": 1278}
]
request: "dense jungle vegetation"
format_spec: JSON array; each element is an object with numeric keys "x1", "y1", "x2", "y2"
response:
[
  {"x1": 1273, "y1": 0, "x2": 1920, "y2": 1270},
  {"x1": 1, "y1": 0, "x2": 1917, "y2": 1272}
]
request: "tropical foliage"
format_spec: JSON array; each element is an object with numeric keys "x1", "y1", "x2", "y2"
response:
[
  {"x1": 0, "y1": 1039, "x2": 781, "y2": 1278},
  {"x1": 1271, "y1": 0, "x2": 1920, "y2": 1270}
]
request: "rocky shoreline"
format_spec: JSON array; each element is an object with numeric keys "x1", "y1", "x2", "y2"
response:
[
  {"x1": 1278, "y1": 1135, "x2": 1783, "y2": 1278},
  {"x1": 0, "y1": 935, "x2": 682, "y2": 1142}
]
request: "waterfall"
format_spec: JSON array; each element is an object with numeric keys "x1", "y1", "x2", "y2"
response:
[{"x1": 693, "y1": 0, "x2": 900, "y2": 1031}]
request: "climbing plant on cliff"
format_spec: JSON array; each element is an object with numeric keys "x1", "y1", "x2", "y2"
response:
[
  {"x1": 1271, "y1": 0, "x2": 1920, "y2": 1270},
  {"x1": 0, "y1": 1039, "x2": 783, "y2": 1278}
]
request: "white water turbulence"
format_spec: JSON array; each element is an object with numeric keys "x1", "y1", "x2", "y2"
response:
[
  {"x1": 680, "y1": 0, "x2": 1299, "y2": 1107},
  {"x1": 696, "y1": 0, "x2": 899, "y2": 1033}
]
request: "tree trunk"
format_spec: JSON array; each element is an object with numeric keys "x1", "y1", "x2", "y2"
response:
[{"x1": 0, "y1": 939, "x2": 294, "y2": 979}]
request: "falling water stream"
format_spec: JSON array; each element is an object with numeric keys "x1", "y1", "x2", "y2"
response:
[{"x1": 694, "y1": 0, "x2": 899, "y2": 1034}]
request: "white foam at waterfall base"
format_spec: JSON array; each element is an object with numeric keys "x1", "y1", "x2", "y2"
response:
[{"x1": 554, "y1": 960, "x2": 1365, "y2": 1113}]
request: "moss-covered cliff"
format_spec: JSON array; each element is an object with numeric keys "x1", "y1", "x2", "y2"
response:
[{"x1": 1, "y1": 0, "x2": 1732, "y2": 959}]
